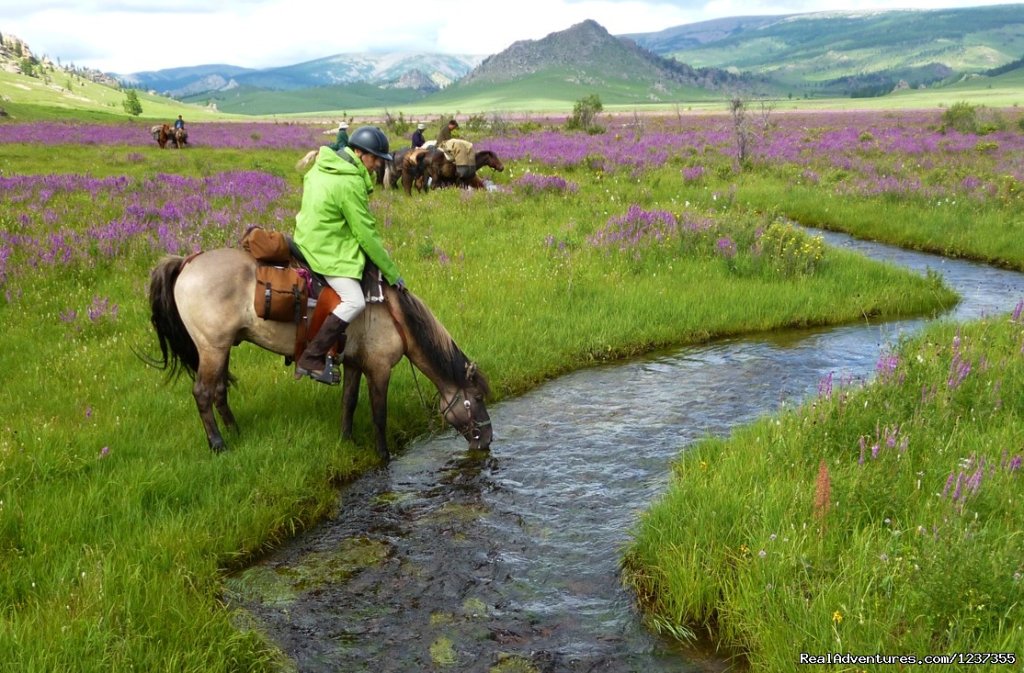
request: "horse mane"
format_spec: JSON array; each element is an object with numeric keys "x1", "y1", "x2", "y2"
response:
[{"x1": 396, "y1": 289, "x2": 491, "y2": 397}]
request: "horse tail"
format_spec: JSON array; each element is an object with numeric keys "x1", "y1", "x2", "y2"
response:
[{"x1": 146, "y1": 255, "x2": 200, "y2": 380}]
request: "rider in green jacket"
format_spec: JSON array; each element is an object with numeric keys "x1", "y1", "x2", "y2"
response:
[{"x1": 293, "y1": 126, "x2": 404, "y2": 384}]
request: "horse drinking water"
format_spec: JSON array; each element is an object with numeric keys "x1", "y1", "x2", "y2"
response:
[{"x1": 147, "y1": 248, "x2": 492, "y2": 461}]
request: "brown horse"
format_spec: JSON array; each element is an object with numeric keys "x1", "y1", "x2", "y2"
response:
[
  {"x1": 151, "y1": 125, "x2": 187, "y2": 149},
  {"x1": 147, "y1": 248, "x2": 493, "y2": 461},
  {"x1": 422, "y1": 148, "x2": 504, "y2": 190},
  {"x1": 394, "y1": 147, "x2": 432, "y2": 195}
]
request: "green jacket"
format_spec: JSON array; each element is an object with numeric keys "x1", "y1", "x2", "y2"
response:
[{"x1": 294, "y1": 146, "x2": 401, "y2": 284}]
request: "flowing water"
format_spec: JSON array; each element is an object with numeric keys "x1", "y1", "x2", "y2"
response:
[{"x1": 227, "y1": 231, "x2": 1024, "y2": 672}]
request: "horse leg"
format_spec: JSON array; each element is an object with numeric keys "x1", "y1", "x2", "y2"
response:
[
  {"x1": 192, "y1": 347, "x2": 230, "y2": 452},
  {"x1": 402, "y1": 171, "x2": 413, "y2": 196},
  {"x1": 365, "y1": 370, "x2": 392, "y2": 462},
  {"x1": 213, "y1": 349, "x2": 238, "y2": 435},
  {"x1": 340, "y1": 363, "x2": 361, "y2": 440}
]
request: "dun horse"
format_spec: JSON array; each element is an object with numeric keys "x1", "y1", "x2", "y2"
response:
[{"x1": 147, "y1": 248, "x2": 493, "y2": 461}]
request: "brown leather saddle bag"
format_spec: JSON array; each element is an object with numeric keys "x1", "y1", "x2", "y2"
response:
[{"x1": 253, "y1": 265, "x2": 307, "y2": 322}]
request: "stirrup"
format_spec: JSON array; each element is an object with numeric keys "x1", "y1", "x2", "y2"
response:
[{"x1": 294, "y1": 355, "x2": 340, "y2": 385}]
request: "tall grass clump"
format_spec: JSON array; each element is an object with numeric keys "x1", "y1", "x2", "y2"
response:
[{"x1": 624, "y1": 307, "x2": 1024, "y2": 670}]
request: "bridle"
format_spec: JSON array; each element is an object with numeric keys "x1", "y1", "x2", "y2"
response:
[{"x1": 439, "y1": 388, "x2": 491, "y2": 443}]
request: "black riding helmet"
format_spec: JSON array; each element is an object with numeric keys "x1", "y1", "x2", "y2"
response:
[{"x1": 347, "y1": 126, "x2": 393, "y2": 161}]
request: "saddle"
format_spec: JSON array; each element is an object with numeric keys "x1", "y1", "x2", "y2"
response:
[{"x1": 239, "y1": 226, "x2": 387, "y2": 363}]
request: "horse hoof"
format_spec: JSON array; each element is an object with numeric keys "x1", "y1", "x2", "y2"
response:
[{"x1": 209, "y1": 440, "x2": 226, "y2": 453}]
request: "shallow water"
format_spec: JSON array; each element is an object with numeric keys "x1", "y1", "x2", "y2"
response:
[{"x1": 227, "y1": 231, "x2": 1024, "y2": 672}]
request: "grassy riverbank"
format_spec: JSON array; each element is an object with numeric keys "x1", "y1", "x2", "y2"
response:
[
  {"x1": 624, "y1": 312, "x2": 1024, "y2": 671},
  {"x1": 0, "y1": 107, "x2": 1014, "y2": 670}
]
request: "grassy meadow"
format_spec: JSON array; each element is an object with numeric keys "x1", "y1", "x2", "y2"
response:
[
  {"x1": 624, "y1": 313, "x2": 1024, "y2": 671},
  {"x1": 0, "y1": 104, "x2": 1021, "y2": 671}
]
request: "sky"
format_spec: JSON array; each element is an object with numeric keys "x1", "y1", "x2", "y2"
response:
[{"x1": 0, "y1": 0, "x2": 1019, "y2": 74}]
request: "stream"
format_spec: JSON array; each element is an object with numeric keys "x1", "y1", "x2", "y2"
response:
[{"x1": 226, "y1": 231, "x2": 1024, "y2": 672}]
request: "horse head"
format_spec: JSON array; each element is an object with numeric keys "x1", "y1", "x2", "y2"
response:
[
  {"x1": 440, "y1": 361, "x2": 493, "y2": 450},
  {"x1": 477, "y1": 150, "x2": 504, "y2": 173}
]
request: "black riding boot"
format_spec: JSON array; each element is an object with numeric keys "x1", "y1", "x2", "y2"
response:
[{"x1": 295, "y1": 314, "x2": 348, "y2": 385}]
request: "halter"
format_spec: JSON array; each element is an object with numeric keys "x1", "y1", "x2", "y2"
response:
[{"x1": 439, "y1": 388, "x2": 492, "y2": 443}]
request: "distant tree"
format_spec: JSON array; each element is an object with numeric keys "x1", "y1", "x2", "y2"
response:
[
  {"x1": 729, "y1": 96, "x2": 753, "y2": 167},
  {"x1": 122, "y1": 89, "x2": 143, "y2": 116},
  {"x1": 565, "y1": 94, "x2": 604, "y2": 134},
  {"x1": 19, "y1": 58, "x2": 36, "y2": 78},
  {"x1": 940, "y1": 101, "x2": 981, "y2": 135}
]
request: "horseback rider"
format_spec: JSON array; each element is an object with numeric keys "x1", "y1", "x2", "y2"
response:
[
  {"x1": 173, "y1": 115, "x2": 185, "y2": 130},
  {"x1": 329, "y1": 121, "x2": 349, "y2": 152},
  {"x1": 293, "y1": 126, "x2": 405, "y2": 384},
  {"x1": 437, "y1": 118, "x2": 458, "y2": 144},
  {"x1": 411, "y1": 122, "x2": 426, "y2": 149},
  {"x1": 439, "y1": 137, "x2": 476, "y2": 182}
]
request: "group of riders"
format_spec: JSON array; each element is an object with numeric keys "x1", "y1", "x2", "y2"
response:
[
  {"x1": 414, "y1": 118, "x2": 479, "y2": 182},
  {"x1": 293, "y1": 118, "x2": 483, "y2": 384}
]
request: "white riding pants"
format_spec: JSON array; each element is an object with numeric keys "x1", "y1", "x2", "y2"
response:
[{"x1": 325, "y1": 276, "x2": 366, "y2": 323}]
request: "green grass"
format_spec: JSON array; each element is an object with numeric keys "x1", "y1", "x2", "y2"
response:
[
  {"x1": 0, "y1": 133, "x2": 959, "y2": 671},
  {"x1": 181, "y1": 82, "x2": 428, "y2": 116},
  {"x1": 0, "y1": 70, "x2": 226, "y2": 122},
  {"x1": 735, "y1": 179, "x2": 1024, "y2": 270},
  {"x1": 624, "y1": 314, "x2": 1024, "y2": 671}
]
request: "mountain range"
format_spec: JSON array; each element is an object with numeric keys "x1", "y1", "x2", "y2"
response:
[
  {"x1": 3, "y1": 4, "x2": 1023, "y2": 116},
  {"x1": 118, "y1": 53, "x2": 483, "y2": 98}
]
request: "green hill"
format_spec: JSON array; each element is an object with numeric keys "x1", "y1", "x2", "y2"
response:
[
  {"x1": 179, "y1": 83, "x2": 427, "y2": 115},
  {"x1": 423, "y1": 67, "x2": 726, "y2": 110},
  {"x1": 0, "y1": 70, "x2": 221, "y2": 122},
  {"x1": 627, "y1": 5, "x2": 1024, "y2": 97}
]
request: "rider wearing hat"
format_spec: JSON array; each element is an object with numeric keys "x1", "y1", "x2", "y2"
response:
[
  {"x1": 329, "y1": 121, "x2": 350, "y2": 152},
  {"x1": 411, "y1": 122, "x2": 426, "y2": 149},
  {"x1": 293, "y1": 126, "x2": 405, "y2": 384}
]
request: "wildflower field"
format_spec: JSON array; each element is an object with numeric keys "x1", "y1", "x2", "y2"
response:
[{"x1": 0, "y1": 106, "x2": 1020, "y2": 671}]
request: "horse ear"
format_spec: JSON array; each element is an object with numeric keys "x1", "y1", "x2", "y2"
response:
[{"x1": 465, "y1": 361, "x2": 478, "y2": 382}]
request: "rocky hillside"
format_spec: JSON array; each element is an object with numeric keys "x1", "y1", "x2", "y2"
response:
[
  {"x1": 461, "y1": 19, "x2": 757, "y2": 92},
  {"x1": 0, "y1": 31, "x2": 119, "y2": 88}
]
